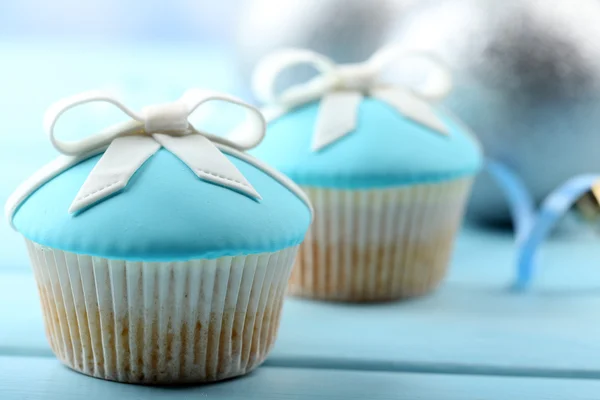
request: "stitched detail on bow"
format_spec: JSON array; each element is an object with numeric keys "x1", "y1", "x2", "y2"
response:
[
  {"x1": 75, "y1": 181, "x2": 123, "y2": 202},
  {"x1": 194, "y1": 169, "x2": 252, "y2": 188},
  {"x1": 40, "y1": 89, "x2": 267, "y2": 214}
]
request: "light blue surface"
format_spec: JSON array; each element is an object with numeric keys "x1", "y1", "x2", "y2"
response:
[
  {"x1": 251, "y1": 99, "x2": 482, "y2": 188},
  {"x1": 12, "y1": 149, "x2": 311, "y2": 260},
  {"x1": 1, "y1": 357, "x2": 598, "y2": 400}
]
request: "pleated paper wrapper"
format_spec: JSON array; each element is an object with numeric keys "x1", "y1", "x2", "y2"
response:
[
  {"x1": 25, "y1": 240, "x2": 298, "y2": 384},
  {"x1": 291, "y1": 178, "x2": 472, "y2": 302}
]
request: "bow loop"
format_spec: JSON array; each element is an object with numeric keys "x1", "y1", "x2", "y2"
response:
[
  {"x1": 180, "y1": 88, "x2": 266, "y2": 151},
  {"x1": 252, "y1": 46, "x2": 454, "y2": 151},
  {"x1": 44, "y1": 91, "x2": 144, "y2": 156},
  {"x1": 367, "y1": 46, "x2": 453, "y2": 100},
  {"x1": 252, "y1": 48, "x2": 338, "y2": 106},
  {"x1": 42, "y1": 89, "x2": 266, "y2": 214}
]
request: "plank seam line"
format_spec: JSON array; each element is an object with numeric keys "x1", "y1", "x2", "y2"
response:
[
  {"x1": 4, "y1": 350, "x2": 600, "y2": 381},
  {"x1": 263, "y1": 357, "x2": 600, "y2": 381}
]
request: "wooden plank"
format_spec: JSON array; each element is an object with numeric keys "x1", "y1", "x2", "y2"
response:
[
  {"x1": 2, "y1": 225, "x2": 600, "y2": 377},
  {"x1": 274, "y1": 227, "x2": 600, "y2": 375},
  {"x1": 1, "y1": 355, "x2": 599, "y2": 400}
]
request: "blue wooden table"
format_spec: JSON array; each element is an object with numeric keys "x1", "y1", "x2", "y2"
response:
[{"x1": 1, "y1": 40, "x2": 600, "y2": 399}]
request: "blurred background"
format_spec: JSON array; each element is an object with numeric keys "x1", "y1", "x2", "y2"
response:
[
  {"x1": 2, "y1": 0, "x2": 600, "y2": 269},
  {"x1": 1, "y1": 0, "x2": 239, "y2": 42}
]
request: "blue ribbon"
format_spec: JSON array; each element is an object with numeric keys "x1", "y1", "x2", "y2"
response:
[{"x1": 486, "y1": 159, "x2": 599, "y2": 290}]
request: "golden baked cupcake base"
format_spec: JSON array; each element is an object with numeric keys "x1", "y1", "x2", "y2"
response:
[
  {"x1": 27, "y1": 240, "x2": 297, "y2": 384},
  {"x1": 290, "y1": 179, "x2": 471, "y2": 302}
]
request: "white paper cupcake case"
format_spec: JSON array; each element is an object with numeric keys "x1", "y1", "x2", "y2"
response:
[
  {"x1": 25, "y1": 240, "x2": 298, "y2": 384},
  {"x1": 291, "y1": 178, "x2": 472, "y2": 302}
]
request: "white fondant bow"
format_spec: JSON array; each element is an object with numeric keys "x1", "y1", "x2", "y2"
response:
[
  {"x1": 252, "y1": 46, "x2": 453, "y2": 151},
  {"x1": 45, "y1": 89, "x2": 266, "y2": 213}
]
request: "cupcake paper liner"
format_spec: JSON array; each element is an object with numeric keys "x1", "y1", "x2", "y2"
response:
[
  {"x1": 290, "y1": 178, "x2": 472, "y2": 302},
  {"x1": 25, "y1": 239, "x2": 297, "y2": 384}
]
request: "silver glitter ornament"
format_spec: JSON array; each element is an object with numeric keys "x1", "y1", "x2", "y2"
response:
[
  {"x1": 394, "y1": 0, "x2": 600, "y2": 224},
  {"x1": 234, "y1": 0, "x2": 418, "y2": 92}
]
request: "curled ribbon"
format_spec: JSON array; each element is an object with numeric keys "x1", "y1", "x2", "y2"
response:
[
  {"x1": 486, "y1": 159, "x2": 600, "y2": 291},
  {"x1": 514, "y1": 174, "x2": 600, "y2": 290},
  {"x1": 252, "y1": 46, "x2": 454, "y2": 151},
  {"x1": 43, "y1": 89, "x2": 266, "y2": 214}
]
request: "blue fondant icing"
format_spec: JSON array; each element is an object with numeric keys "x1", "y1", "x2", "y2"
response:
[
  {"x1": 251, "y1": 98, "x2": 483, "y2": 188},
  {"x1": 12, "y1": 149, "x2": 312, "y2": 260}
]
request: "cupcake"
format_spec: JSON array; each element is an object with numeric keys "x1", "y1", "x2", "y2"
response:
[
  {"x1": 4, "y1": 89, "x2": 312, "y2": 384},
  {"x1": 250, "y1": 47, "x2": 482, "y2": 302}
]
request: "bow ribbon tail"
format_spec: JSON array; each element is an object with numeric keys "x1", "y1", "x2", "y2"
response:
[
  {"x1": 371, "y1": 88, "x2": 449, "y2": 135},
  {"x1": 312, "y1": 91, "x2": 363, "y2": 152},
  {"x1": 153, "y1": 133, "x2": 261, "y2": 200},
  {"x1": 69, "y1": 136, "x2": 161, "y2": 213}
]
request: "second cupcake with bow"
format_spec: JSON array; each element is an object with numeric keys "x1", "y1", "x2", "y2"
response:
[{"x1": 250, "y1": 46, "x2": 483, "y2": 302}]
